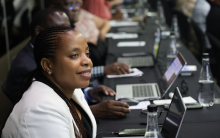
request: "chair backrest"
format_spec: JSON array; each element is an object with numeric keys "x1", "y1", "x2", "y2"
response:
[
  {"x1": 161, "y1": 0, "x2": 174, "y2": 28},
  {"x1": 190, "y1": 20, "x2": 207, "y2": 61},
  {"x1": 0, "y1": 81, "x2": 13, "y2": 128},
  {"x1": 174, "y1": 10, "x2": 191, "y2": 46},
  {"x1": 207, "y1": 33, "x2": 220, "y2": 85}
]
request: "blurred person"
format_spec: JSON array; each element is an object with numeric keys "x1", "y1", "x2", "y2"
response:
[
  {"x1": 12, "y1": 0, "x2": 35, "y2": 35},
  {"x1": 82, "y1": 0, "x2": 123, "y2": 20},
  {"x1": 1, "y1": 25, "x2": 97, "y2": 138},
  {"x1": 4, "y1": 8, "x2": 130, "y2": 119},
  {"x1": 175, "y1": 0, "x2": 211, "y2": 49},
  {"x1": 206, "y1": 0, "x2": 220, "y2": 41}
]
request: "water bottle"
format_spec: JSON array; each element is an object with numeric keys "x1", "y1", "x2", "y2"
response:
[
  {"x1": 171, "y1": 15, "x2": 181, "y2": 47},
  {"x1": 171, "y1": 15, "x2": 180, "y2": 39},
  {"x1": 144, "y1": 104, "x2": 162, "y2": 138},
  {"x1": 166, "y1": 35, "x2": 178, "y2": 68},
  {"x1": 198, "y1": 53, "x2": 215, "y2": 107},
  {"x1": 157, "y1": 0, "x2": 166, "y2": 30}
]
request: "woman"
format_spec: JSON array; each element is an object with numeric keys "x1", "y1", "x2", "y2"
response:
[{"x1": 1, "y1": 25, "x2": 96, "y2": 138}]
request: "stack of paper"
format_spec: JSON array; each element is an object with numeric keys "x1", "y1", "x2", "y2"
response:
[{"x1": 107, "y1": 68, "x2": 143, "y2": 78}]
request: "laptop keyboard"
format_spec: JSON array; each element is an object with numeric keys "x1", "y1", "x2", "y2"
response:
[
  {"x1": 132, "y1": 85, "x2": 154, "y2": 97},
  {"x1": 129, "y1": 57, "x2": 153, "y2": 67},
  {"x1": 118, "y1": 57, "x2": 154, "y2": 67}
]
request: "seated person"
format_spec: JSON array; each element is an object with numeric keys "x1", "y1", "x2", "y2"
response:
[
  {"x1": 4, "y1": 8, "x2": 130, "y2": 119},
  {"x1": 206, "y1": 0, "x2": 220, "y2": 41},
  {"x1": 48, "y1": 0, "x2": 130, "y2": 77},
  {"x1": 1, "y1": 25, "x2": 97, "y2": 138},
  {"x1": 82, "y1": 0, "x2": 123, "y2": 20}
]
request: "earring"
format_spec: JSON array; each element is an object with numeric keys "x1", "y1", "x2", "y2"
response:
[{"x1": 48, "y1": 71, "x2": 52, "y2": 75}]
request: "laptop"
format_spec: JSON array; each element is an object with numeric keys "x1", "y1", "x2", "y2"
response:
[
  {"x1": 160, "y1": 87, "x2": 187, "y2": 138},
  {"x1": 116, "y1": 53, "x2": 186, "y2": 100},
  {"x1": 117, "y1": 18, "x2": 146, "y2": 34},
  {"x1": 117, "y1": 87, "x2": 187, "y2": 138},
  {"x1": 117, "y1": 28, "x2": 161, "y2": 67}
]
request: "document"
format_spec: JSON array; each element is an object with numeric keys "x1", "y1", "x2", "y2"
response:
[
  {"x1": 109, "y1": 21, "x2": 139, "y2": 27},
  {"x1": 107, "y1": 68, "x2": 143, "y2": 78},
  {"x1": 106, "y1": 33, "x2": 138, "y2": 39},
  {"x1": 153, "y1": 96, "x2": 198, "y2": 105},
  {"x1": 129, "y1": 101, "x2": 150, "y2": 110},
  {"x1": 117, "y1": 41, "x2": 146, "y2": 47}
]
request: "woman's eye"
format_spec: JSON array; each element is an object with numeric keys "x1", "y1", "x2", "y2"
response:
[
  {"x1": 86, "y1": 52, "x2": 90, "y2": 57},
  {"x1": 71, "y1": 54, "x2": 78, "y2": 59}
]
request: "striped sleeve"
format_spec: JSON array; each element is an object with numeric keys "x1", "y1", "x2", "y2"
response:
[{"x1": 90, "y1": 66, "x2": 104, "y2": 80}]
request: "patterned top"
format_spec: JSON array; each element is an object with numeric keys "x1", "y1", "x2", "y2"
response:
[
  {"x1": 82, "y1": 0, "x2": 112, "y2": 20},
  {"x1": 75, "y1": 9, "x2": 99, "y2": 44}
]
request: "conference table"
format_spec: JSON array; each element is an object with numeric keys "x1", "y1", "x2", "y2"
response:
[{"x1": 96, "y1": 15, "x2": 220, "y2": 138}]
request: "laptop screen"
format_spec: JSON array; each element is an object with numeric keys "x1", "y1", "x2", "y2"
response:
[
  {"x1": 161, "y1": 87, "x2": 187, "y2": 138},
  {"x1": 153, "y1": 28, "x2": 161, "y2": 58},
  {"x1": 158, "y1": 53, "x2": 186, "y2": 97}
]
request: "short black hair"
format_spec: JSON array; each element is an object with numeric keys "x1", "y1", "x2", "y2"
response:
[{"x1": 29, "y1": 8, "x2": 63, "y2": 37}]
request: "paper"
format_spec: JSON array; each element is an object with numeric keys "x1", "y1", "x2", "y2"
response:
[
  {"x1": 129, "y1": 101, "x2": 150, "y2": 110},
  {"x1": 106, "y1": 33, "x2": 138, "y2": 39},
  {"x1": 107, "y1": 68, "x2": 143, "y2": 78},
  {"x1": 117, "y1": 41, "x2": 146, "y2": 47},
  {"x1": 153, "y1": 96, "x2": 198, "y2": 105},
  {"x1": 109, "y1": 20, "x2": 139, "y2": 27}
]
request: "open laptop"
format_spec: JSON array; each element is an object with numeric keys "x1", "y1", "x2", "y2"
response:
[
  {"x1": 117, "y1": 87, "x2": 187, "y2": 138},
  {"x1": 116, "y1": 53, "x2": 186, "y2": 100},
  {"x1": 117, "y1": 28, "x2": 161, "y2": 67},
  {"x1": 117, "y1": 17, "x2": 146, "y2": 34},
  {"x1": 160, "y1": 87, "x2": 187, "y2": 138}
]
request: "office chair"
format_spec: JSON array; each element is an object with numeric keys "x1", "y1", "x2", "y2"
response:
[
  {"x1": 161, "y1": 0, "x2": 174, "y2": 28},
  {"x1": 174, "y1": 10, "x2": 191, "y2": 47},
  {"x1": 207, "y1": 33, "x2": 220, "y2": 86},
  {"x1": 190, "y1": 20, "x2": 208, "y2": 62}
]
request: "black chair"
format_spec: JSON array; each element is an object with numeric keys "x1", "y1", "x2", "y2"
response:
[
  {"x1": 174, "y1": 11, "x2": 191, "y2": 47},
  {"x1": 161, "y1": 0, "x2": 174, "y2": 28},
  {"x1": 190, "y1": 20, "x2": 209, "y2": 62},
  {"x1": 207, "y1": 33, "x2": 220, "y2": 86}
]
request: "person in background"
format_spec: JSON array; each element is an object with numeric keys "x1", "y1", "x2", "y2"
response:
[
  {"x1": 1, "y1": 25, "x2": 97, "y2": 138},
  {"x1": 48, "y1": 0, "x2": 131, "y2": 81},
  {"x1": 82, "y1": 0, "x2": 123, "y2": 20},
  {"x1": 4, "y1": 8, "x2": 130, "y2": 119}
]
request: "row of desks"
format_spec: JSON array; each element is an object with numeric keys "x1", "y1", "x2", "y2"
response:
[{"x1": 96, "y1": 16, "x2": 220, "y2": 138}]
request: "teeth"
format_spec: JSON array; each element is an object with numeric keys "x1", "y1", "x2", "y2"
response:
[{"x1": 81, "y1": 72, "x2": 90, "y2": 75}]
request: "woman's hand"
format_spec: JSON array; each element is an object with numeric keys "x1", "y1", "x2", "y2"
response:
[
  {"x1": 104, "y1": 62, "x2": 131, "y2": 75},
  {"x1": 90, "y1": 100, "x2": 131, "y2": 119},
  {"x1": 87, "y1": 85, "x2": 115, "y2": 102}
]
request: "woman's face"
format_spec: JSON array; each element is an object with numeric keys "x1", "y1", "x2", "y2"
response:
[{"x1": 51, "y1": 31, "x2": 92, "y2": 91}]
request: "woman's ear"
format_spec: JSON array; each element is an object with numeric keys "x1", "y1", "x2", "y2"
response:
[
  {"x1": 35, "y1": 25, "x2": 43, "y2": 36},
  {"x1": 41, "y1": 58, "x2": 53, "y2": 75}
]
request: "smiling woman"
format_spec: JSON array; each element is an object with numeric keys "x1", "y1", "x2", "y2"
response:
[{"x1": 1, "y1": 25, "x2": 96, "y2": 138}]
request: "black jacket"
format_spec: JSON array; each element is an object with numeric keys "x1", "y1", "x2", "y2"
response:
[{"x1": 5, "y1": 42, "x2": 37, "y2": 102}]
